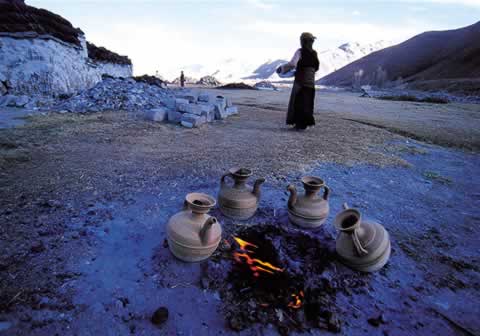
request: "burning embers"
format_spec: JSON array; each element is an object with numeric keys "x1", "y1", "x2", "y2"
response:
[
  {"x1": 288, "y1": 291, "x2": 304, "y2": 309},
  {"x1": 233, "y1": 236, "x2": 284, "y2": 277},
  {"x1": 233, "y1": 236, "x2": 304, "y2": 310},
  {"x1": 203, "y1": 224, "x2": 367, "y2": 335}
]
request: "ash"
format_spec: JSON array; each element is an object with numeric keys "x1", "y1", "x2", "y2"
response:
[{"x1": 202, "y1": 224, "x2": 371, "y2": 335}]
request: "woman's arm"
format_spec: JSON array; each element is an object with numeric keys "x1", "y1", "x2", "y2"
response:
[
  {"x1": 288, "y1": 49, "x2": 301, "y2": 68},
  {"x1": 279, "y1": 49, "x2": 300, "y2": 74}
]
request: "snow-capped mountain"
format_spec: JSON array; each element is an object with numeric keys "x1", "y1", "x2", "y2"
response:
[
  {"x1": 248, "y1": 41, "x2": 393, "y2": 82},
  {"x1": 165, "y1": 58, "x2": 257, "y2": 84},
  {"x1": 166, "y1": 41, "x2": 392, "y2": 83}
]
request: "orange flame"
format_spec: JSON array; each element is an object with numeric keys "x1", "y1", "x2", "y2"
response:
[
  {"x1": 233, "y1": 236, "x2": 284, "y2": 277},
  {"x1": 287, "y1": 291, "x2": 304, "y2": 309},
  {"x1": 233, "y1": 237, "x2": 258, "y2": 251}
]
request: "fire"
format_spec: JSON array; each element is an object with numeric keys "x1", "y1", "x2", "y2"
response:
[
  {"x1": 233, "y1": 236, "x2": 284, "y2": 277},
  {"x1": 288, "y1": 291, "x2": 304, "y2": 309}
]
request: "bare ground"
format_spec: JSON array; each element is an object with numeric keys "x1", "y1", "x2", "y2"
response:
[{"x1": 0, "y1": 88, "x2": 479, "y2": 335}]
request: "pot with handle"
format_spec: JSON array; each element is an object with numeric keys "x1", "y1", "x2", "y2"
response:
[
  {"x1": 287, "y1": 176, "x2": 330, "y2": 229},
  {"x1": 218, "y1": 167, "x2": 265, "y2": 220},
  {"x1": 167, "y1": 193, "x2": 222, "y2": 262},
  {"x1": 334, "y1": 203, "x2": 391, "y2": 272}
]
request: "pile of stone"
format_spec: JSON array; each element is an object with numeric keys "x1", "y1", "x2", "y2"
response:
[
  {"x1": 144, "y1": 90, "x2": 238, "y2": 128},
  {"x1": 0, "y1": 89, "x2": 55, "y2": 109},
  {"x1": 0, "y1": 75, "x2": 239, "y2": 128},
  {"x1": 50, "y1": 77, "x2": 172, "y2": 113}
]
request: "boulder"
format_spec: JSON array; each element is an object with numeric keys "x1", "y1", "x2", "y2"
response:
[
  {"x1": 167, "y1": 110, "x2": 183, "y2": 123},
  {"x1": 145, "y1": 108, "x2": 167, "y2": 122}
]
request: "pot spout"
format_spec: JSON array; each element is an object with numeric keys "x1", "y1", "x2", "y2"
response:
[
  {"x1": 199, "y1": 217, "x2": 217, "y2": 245},
  {"x1": 287, "y1": 184, "x2": 297, "y2": 209}
]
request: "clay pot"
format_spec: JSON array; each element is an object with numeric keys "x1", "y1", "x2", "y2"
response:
[
  {"x1": 218, "y1": 168, "x2": 265, "y2": 220},
  {"x1": 334, "y1": 203, "x2": 391, "y2": 272},
  {"x1": 167, "y1": 193, "x2": 222, "y2": 262},
  {"x1": 287, "y1": 176, "x2": 330, "y2": 229}
]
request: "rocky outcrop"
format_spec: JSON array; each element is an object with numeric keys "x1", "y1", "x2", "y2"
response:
[
  {"x1": 132, "y1": 74, "x2": 166, "y2": 88},
  {"x1": 0, "y1": 0, "x2": 132, "y2": 96},
  {"x1": 196, "y1": 76, "x2": 221, "y2": 86},
  {"x1": 0, "y1": 0, "x2": 82, "y2": 46},
  {"x1": 87, "y1": 42, "x2": 131, "y2": 65}
]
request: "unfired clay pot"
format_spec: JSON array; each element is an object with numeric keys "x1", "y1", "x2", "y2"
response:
[
  {"x1": 287, "y1": 176, "x2": 330, "y2": 229},
  {"x1": 167, "y1": 193, "x2": 222, "y2": 262},
  {"x1": 334, "y1": 203, "x2": 391, "y2": 272},
  {"x1": 218, "y1": 168, "x2": 265, "y2": 220}
]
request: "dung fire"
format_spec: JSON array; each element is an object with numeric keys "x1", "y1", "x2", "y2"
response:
[
  {"x1": 202, "y1": 224, "x2": 369, "y2": 335},
  {"x1": 233, "y1": 236, "x2": 284, "y2": 276}
]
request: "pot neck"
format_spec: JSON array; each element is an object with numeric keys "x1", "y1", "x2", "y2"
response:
[
  {"x1": 304, "y1": 187, "x2": 320, "y2": 198},
  {"x1": 233, "y1": 177, "x2": 248, "y2": 188},
  {"x1": 190, "y1": 209, "x2": 208, "y2": 218}
]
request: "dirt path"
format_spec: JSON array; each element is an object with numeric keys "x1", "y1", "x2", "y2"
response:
[{"x1": 0, "y1": 89, "x2": 479, "y2": 335}]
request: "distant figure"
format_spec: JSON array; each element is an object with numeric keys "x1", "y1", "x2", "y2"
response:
[
  {"x1": 180, "y1": 71, "x2": 185, "y2": 88},
  {"x1": 286, "y1": 32, "x2": 320, "y2": 130}
]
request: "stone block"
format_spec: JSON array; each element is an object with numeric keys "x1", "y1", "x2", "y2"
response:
[
  {"x1": 167, "y1": 110, "x2": 183, "y2": 123},
  {"x1": 201, "y1": 110, "x2": 214, "y2": 122},
  {"x1": 215, "y1": 95, "x2": 227, "y2": 109},
  {"x1": 177, "y1": 92, "x2": 198, "y2": 103},
  {"x1": 161, "y1": 97, "x2": 176, "y2": 109},
  {"x1": 198, "y1": 94, "x2": 210, "y2": 103},
  {"x1": 145, "y1": 107, "x2": 167, "y2": 122},
  {"x1": 214, "y1": 103, "x2": 228, "y2": 120},
  {"x1": 175, "y1": 98, "x2": 190, "y2": 112},
  {"x1": 181, "y1": 113, "x2": 206, "y2": 128},
  {"x1": 184, "y1": 103, "x2": 203, "y2": 115},
  {"x1": 181, "y1": 121, "x2": 194, "y2": 128},
  {"x1": 226, "y1": 106, "x2": 238, "y2": 115},
  {"x1": 200, "y1": 104, "x2": 215, "y2": 113}
]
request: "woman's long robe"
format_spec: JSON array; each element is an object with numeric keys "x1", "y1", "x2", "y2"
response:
[{"x1": 286, "y1": 48, "x2": 319, "y2": 129}]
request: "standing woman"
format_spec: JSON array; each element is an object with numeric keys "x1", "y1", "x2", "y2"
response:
[{"x1": 284, "y1": 32, "x2": 319, "y2": 130}]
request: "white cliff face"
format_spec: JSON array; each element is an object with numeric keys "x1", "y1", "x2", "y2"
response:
[{"x1": 0, "y1": 33, "x2": 132, "y2": 96}]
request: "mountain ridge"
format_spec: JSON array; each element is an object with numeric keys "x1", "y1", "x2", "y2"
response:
[{"x1": 319, "y1": 21, "x2": 480, "y2": 87}]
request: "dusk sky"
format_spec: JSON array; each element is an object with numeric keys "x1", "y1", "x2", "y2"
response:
[{"x1": 29, "y1": 0, "x2": 480, "y2": 77}]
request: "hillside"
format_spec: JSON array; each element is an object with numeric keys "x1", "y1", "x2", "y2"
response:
[{"x1": 319, "y1": 21, "x2": 480, "y2": 88}]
